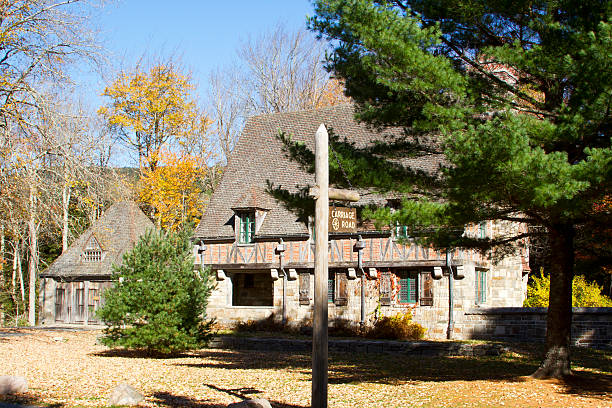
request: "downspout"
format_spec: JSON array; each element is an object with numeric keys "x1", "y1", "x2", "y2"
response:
[
  {"x1": 354, "y1": 236, "x2": 366, "y2": 326},
  {"x1": 446, "y1": 250, "x2": 454, "y2": 339},
  {"x1": 276, "y1": 239, "x2": 287, "y2": 325}
]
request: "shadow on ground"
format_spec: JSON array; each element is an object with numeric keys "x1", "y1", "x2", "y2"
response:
[
  {"x1": 174, "y1": 346, "x2": 611, "y2": 399},
  {"x1": 92, "y1": 348, "x2": 192, "y2": 359},
  {"x1": 0, "y1": 394, "x2": 64, "y2": 408},
  {"x1": 152, "y1": 384, "x2": 308, "y2": 408},
  {"x1": 91, "y1": 341, "x2": 611, "y2": 401}
]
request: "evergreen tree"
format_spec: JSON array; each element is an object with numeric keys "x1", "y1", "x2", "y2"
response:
[
  {"x1": 303, "y1": 0, "x2": 611, "y2": 378},
  {"x1": 98, "y1": 228, "x2": 214, "y2": 354}
]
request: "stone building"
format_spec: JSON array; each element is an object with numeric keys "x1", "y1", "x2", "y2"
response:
[
  {"x1": 39, "y1": 201, "x2": 154, "y2": 325},
  {"x1": 193, "y1": 104, "x2": 530, "y2": 339}
]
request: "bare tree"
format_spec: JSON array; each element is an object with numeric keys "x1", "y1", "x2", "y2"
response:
[{"x1": 207, "y1": 25, "x2": 350, "y2": 163}]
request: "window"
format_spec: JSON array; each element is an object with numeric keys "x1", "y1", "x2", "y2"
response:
[
  {"x1": 398, "y1": 271, "x2": 417, "y2": 303},
  {"x1": 88, "y1": 288, "x2": 100, "y2": 323},
  {"x1": 75, "y1": 288, "x2": 85, "y2": 321},
  {"x1": 82, "y1": 236, "x2": 103, "y2": 262},
  {"x1": 55, "y1": 288, "x2": 66, "y2": 322},
  {"x1": 328, "y1": 274, "x2": 334, "y2": 303},
  {"x1": 475, "y1": 269, "x2": 487, "y2": 304},
  {"x1": 379, "y1": 271, "x2": 392, "y2": 306},
  {"x1": 299, "y1": 272, "x2": 310, "y2": 305},
  {"x1": 244, "y1": 274, "x2": 254, "y2": 288},
  {"x1": 420, "y1": 271, "x2": 434, "y2": 306},
  {"x1": 231, "y1": 272, "x2": 273, "y2": 306},
  {"x1": 395, "y1": 222, "x2": 409, "y2": 239},
  {"x1": 478, "y1": 221, "x2": 487, "y2": 239},
  {"x1": 237, "y1": 212, "x2": 255, "y2": 244},
  {"x1": 327, "y1": 271, "x2": 348, "y2": 305}
]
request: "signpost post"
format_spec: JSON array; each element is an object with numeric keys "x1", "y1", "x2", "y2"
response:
[{"x1": 311, "y1": 124, "x2": 359, "y2": 408}]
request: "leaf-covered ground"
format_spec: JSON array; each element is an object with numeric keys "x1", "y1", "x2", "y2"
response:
[{"x1": 0, "y1": 329, "x2": 610, "y2": 408}]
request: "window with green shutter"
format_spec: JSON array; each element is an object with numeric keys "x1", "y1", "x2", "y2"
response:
[
  {"x1": 478, "y1": 221, "x2": 487, "y2": 239},
  {"x1": 328, "y1": 273, "x2": 334, "y2": 303},
  {"x1": 475, "y1": 269, "x2": 487, "y2": 304},
  {"x1": 237, "y1": 212, "x2": 255, "y2": 244},
  {"x1": 395, "y1": 222, "x2": 409, "y2": 239},
  {"x1": 398, "y1": 271, "x2": 417, "y2": 303}
]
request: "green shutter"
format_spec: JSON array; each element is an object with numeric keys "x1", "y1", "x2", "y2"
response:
[
  {"x1": 399, "y1": 273, "x2": 416, "y2": 303},
  {"x1": 476, "y1": 270, "x2": 487, "y2": 304}
]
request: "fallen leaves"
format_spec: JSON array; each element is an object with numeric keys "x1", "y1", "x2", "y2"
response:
[{"x1": 0, "y1": 329, "x2": 609, "y2": 408}]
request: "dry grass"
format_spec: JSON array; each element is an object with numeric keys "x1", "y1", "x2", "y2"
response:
[{"x1": 0, "y1": 328, "x2": 610, "y2": 408}]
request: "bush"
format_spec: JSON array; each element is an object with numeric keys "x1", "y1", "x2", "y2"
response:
[
  {"x1": 329, "y1": 318, "x2": 363, "y2": 337},
  {"x1": 97, "y1": 228, "x2": 214, "y2": 354},
  {"x1": 233, "y1": 313, "x2": 291, "y2": 333},
  {"x1": 524, "y1": 272, "x2": 612, "y2": 307},
  {"x1": 367, "y1": 311, "x2": 426, "y2": 340}
]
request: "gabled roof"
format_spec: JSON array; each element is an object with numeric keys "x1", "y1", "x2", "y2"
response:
[
  {"x1": 42, "y1": 201, "x2": 155, "y2": 278},
  {"x1": 194, "y1": 104, "x2": 443, "y2": 241}
]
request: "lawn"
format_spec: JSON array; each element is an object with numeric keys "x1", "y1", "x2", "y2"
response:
[{"x1": 0, "y1": 328, "x2": 610, "y2": 408}]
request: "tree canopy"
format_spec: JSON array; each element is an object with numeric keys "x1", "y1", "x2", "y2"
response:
[
  {"x1": 305, "y1": 0, "x2": 611, "y2": 378},
  {"x1": 99, "y1": 63, "x2": 208, "y2": 170}
]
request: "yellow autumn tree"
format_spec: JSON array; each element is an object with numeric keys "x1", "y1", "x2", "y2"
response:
[
  {"x1": 139, "y1": 149, "x2": 210, "y2": 231},
  {"x1": 99, "y1": 63, "x2": 206, "y2": 170}
]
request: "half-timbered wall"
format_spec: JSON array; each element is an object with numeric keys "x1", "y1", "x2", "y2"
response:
[
  {"x1": 199, "y1": 236, "x2": 494, "y2": 269},
  {"x1": 199, "y1": 232, "x2": 528, "y2": 338}
]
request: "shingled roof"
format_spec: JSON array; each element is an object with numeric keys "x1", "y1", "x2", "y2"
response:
[
  {"x1": 195, "y1": 104, "x2": 444, "y2": 241},
  {"x1": 41, "y1": 201, "x2": 154, "y2": 278}
]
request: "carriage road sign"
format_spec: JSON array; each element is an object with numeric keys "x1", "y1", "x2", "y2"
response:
[{"x1": 329, "y1": 206, "x2": 357, "y2": 233}]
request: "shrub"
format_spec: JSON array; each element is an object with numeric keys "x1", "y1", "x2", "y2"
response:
[
  {"x1": 233, "y1": 313, "x2": 291, "y2": 333},
  {"x1": 97, "y1": 228, "x2": 214, "y2": 354},
  {"x1": 329, "y1": 318, "x2": 363, "y2": 337},
  {"x1": 524, "y1": 272, "x2": 612, "y2": 307},
  {"x1": 367, "y1": 311, "x2": 426, "y2": 340}
]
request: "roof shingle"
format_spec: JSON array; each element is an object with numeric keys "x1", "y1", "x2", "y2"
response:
[
  {"x1": 194, "y1": 104, "x2": 442, "y2": 240},
  {"x1": 42, "y1": 201, "x2": 155, "y2": 278}
]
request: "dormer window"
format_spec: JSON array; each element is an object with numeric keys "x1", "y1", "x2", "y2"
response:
[
  {"x1": 82, "y1": 236, "x2": 103, "y2": 262},
  {"x1": 395, "y1": 222, "x2": 409, "y2": 239},
  {"x1": 237, "y1": 211, "x2": 255, "y2": 244}
]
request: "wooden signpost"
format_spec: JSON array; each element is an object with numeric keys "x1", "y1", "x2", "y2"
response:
[{"x1": 310, "y1": 124, "x2": 359, "y2": 408}]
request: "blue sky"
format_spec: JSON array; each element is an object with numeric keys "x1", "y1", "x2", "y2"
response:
[{"x1": 81, "y1": 1, "x2": 316, "y2": 106}]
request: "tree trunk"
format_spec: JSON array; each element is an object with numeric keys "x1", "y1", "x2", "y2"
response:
[
  {"x1": 0, "y1": 224, "x2": 4, "y2": 325},
  {"x1": 62, "y1": 182, "x2": 71, "y2": 253},
  {"x1": 532, "y1": 223, "x2": 574, "y2": 379},
  {"x1": 15, "y1": 242, "x2": 25, "y2": 303},
  {"x1": 27, "y1": 188, "x2": 38, "y2": 326}
]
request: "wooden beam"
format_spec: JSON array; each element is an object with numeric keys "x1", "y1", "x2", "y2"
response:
[
  {"x1": 309, "y1": 186, "x2": 360, "y2": 202},
  {"x1": 312, "y1": 123, "x2": 329, "y2": 408}
]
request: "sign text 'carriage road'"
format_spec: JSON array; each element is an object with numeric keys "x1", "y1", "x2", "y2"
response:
[{"x1": 328, "y1": 206, "x2": 357, "y2": 233}]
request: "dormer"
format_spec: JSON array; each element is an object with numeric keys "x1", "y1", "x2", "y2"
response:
[
  {"x1": 231, "y1": 187, "x2": 270, "y2": 245},
  {"x1": 82, "y1": 235, "x2": 104, "y2": 262}
]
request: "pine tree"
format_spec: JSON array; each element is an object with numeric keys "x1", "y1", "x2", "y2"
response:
[
  {"x1": 98, "y1": 228, "x2": 214, "y2": 354},
  {"x1": 304, "y1": 0, "x2": 611, "y2": 378}
]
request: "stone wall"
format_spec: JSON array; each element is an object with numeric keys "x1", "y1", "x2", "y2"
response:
[
  {"x1": 463, "y1": 307, "x2": 612, "y2": 349},
  {"x1": 208, "y1": 336, "x2": 507, "y2": 356}
]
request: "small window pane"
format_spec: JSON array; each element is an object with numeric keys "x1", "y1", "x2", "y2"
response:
[
  {"x1": 398, "y1": 271, "x2": 417, "y2": 303},
  {"x1": 238, "y1": 213, "x2": 255, "y2": 244},
  {"x1": 476, "y1": 270, "x2": 487, "y2": 304}
]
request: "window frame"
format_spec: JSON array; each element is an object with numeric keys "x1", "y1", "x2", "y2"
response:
[
  {"x1": 475, "y1": 269, "x2": 488, "y2": 304},
  {"x1": 237, "y1": 211, "x2": 255, "y2": 244},
  {"x1": 478, "y1": 221, "x2": 487, "y2": 239},
  {"x1": 394, "y1": 222, "x2": 409, "y2": 240},
  {"x1": 327, "y1": 273, "x2": 334, "y2": 303},
  {"x1": 397, "y1": 270, "x2": 418, "y2": 304}
]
